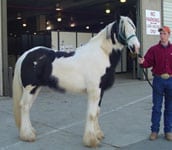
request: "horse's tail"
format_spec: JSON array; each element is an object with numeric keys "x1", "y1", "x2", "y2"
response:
[{"x1": 13, "y1": 58, "x2": 23, "y2": 129}]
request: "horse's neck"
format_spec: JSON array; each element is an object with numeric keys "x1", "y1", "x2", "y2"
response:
[
  {"x1": 89, "y1": 29, "x2": 106, "y2": 45},
  {"x1": 77, "y1": 28, "x2": 121, "y2": 55}
]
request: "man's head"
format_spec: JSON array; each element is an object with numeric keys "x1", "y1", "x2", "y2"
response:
[
  {"x1": 158, "y1": 26, "x2": 171, "y2": 45},
  {"x1": 158, "y1": 26, "x2": 171, "y2": 34}
]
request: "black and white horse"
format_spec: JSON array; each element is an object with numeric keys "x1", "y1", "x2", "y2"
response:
[{"x1": 13, "y1": 16, "x2": 140, "y2": 147}]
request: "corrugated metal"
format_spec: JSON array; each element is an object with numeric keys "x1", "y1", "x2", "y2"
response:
[{"x1": 163, "y1": 0, "x2": 172, "y2": 41}]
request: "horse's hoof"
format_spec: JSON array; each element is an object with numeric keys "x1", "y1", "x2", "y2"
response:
[
  {"x1": 31, "y1": 127, "x2": 36, "y2": 135},
  {"x1": 96, "y1": 131, "x2": 104, "y2": 141},
  {"x1": 20, "y1": 130, "x2": 36, "y2": 142},
  {"x1": 83, "y1": 133, "x2": 100, "y2": 147},
  {"x1": 83, "y1": 138, "x2": 100, "y2": 148}
]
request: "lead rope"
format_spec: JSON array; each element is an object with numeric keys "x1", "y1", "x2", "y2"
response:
[
  {"x1": 137, "y1": 54, "x2": 166, "y2": 97},
  {"x1": 137, "y1": 54, "x2": 153, "y2": 87}
]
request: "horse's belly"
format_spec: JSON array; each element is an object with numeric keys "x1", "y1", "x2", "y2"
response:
[
  {"x1": 51, "y1": 58, "x2": 87, "y2": 93},
  {"x1": 58, "y1": 75, "x2": 86, "y2": 93}
]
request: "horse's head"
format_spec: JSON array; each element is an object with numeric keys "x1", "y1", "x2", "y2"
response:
[
  {"x1": 117, "y1": 16, "x2": 140, "y2": 54},
  {"x1": 104, "y1": 16, "x2": 140, "y2": 54}
]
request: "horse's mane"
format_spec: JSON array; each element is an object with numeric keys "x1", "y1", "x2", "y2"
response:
[
  {"x1": 74, "y1": 25, "x2": 109, "y2": 52},
  {"x1": 89, "y1": 23, "x2": 113, "y2": 42},
  {"x1": 76, "y1": 16, "x2": 131, "y2": 54}
]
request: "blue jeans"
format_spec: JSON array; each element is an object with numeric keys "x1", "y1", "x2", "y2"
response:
[{"x1": 151, "y1": 76, "x2": 172, "y2": 133}]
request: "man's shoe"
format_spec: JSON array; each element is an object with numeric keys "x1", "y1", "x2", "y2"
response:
[
  {"x1": 165, "y1": 133, "x2": 172, "y2": 141},
  {"x1": 149, "y1": 132, "x2": 158, "y2": 140}
]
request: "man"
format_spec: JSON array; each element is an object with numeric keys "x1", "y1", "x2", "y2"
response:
[{"x1": 138, "y1": 26, "x2": 172, "y2": 141}]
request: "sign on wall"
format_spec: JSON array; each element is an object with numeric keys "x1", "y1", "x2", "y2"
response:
[{"x1": 146, "y1": 10, "x2": 161, "y2": 35}]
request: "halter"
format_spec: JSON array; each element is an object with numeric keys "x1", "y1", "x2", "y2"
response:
[
  {"x1": 118, "y1": 32, "x2": 137, "y2": 45},
  {"x1": 110, "y1": 19, "x2": 137, "y2": 46}
]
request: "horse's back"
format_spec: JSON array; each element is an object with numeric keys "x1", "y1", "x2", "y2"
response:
[{"x1": 17, "y1": 46, "x2": 77, "y2": 92}]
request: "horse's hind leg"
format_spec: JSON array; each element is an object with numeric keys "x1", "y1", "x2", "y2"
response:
[
  {"x1": 20, "y1": 86, "x2": 40, "y2": 142},
  {"x1": 83, "y1": 88, "x2": 101, "y2": 147}
]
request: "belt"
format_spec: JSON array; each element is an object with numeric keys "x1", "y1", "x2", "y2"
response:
[{"x1": 154, "y1": 73, "x2": 172, "y2": 79}]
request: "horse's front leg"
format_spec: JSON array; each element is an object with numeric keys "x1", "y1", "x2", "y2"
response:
[
  {"x1": 95, "y1": 106, "x2": 104, "y2": 140},
  {"x1": 20, "y1": 86, "x2": 40, "y2": 142},
  {"x1": 83, "y1": 88, "x2": 101, "y2": 147}
]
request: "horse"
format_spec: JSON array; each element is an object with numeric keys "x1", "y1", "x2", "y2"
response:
[{"x1": 12, "y1": 16, "x2": 140, "y2": 147}]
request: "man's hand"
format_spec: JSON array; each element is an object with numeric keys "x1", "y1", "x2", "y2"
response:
[{"x1": 138, "y1": 57, "x2": 144, "y2": 64}]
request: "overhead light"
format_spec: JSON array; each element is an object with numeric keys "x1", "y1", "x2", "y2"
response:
[
  {"x1": 46, "y1": 20, "x2": 50, "y2": 25},
  {"x1": 69, "y1": 17, "x2": 76, "y2": 27},
  {"x1": 57, "y1": 17, "x2": 62, "y2": 22},
  {"x1": 105, "y1": 8, "x2": 111, "y2": 14},
  {"x1": 9, "y1": 33, "x2": 13, "y2": 36},
  {"x1": 46, "y1": 26, "x2": 52, "y2": 30},
  {"x1": 16, "y1": 13, "x2": 22, "y2": 20},
  {"x1": 120, "y1": 0, "x2": 126, "y2": 3},
  {"x1": 46, "y1": 21, "x2": 52, "y2": 30},
  {"x1": 22, "y1": 19, "x2": 27, "y2": 27},
  {"x1": 56, "y1": 2, "x2": 62, "y2": 11},
  {"x1": 86, "y1": 26, "x2": 90, "y2": 30},
  {"x1": 100, "y1": 21, "x2": 104, "y2": 24},
  {"x1": 105, "y1": 3, "x2": 111, "y2": 14},
  {"x1": 22, "y1": 23, "x2": 27, "y2": 27},
  {"x1": 70, "y1": 22, "x2": 76, "y2": 28},
  {"x1": 57, "y1": 13, "x2": 62, "y2": 22}
]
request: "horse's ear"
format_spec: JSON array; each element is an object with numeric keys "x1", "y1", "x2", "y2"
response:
[
  {"x1": 117, "y1": 16, "x2": 121, "y2": 23},
  {"x1": 114, "y1": 11, "x2": 121, "y2": 22}
]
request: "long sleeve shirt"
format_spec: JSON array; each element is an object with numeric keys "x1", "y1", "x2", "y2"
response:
[{"x1": 141, "y1": 41, "x2": 172, "y2": 75}]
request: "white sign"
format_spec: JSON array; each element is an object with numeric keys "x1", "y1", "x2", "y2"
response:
[{"x1": 146, "y1": 10, "x2": 161, "y2": 35}]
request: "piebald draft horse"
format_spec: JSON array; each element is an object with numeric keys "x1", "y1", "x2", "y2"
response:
[{"x1": 13, "y1": 16, "x2": 140, "y2": 147}]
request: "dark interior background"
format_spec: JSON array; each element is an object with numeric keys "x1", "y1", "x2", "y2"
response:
[{"x1": 7, "y1": 0, "x2": 137, "y2": 56}]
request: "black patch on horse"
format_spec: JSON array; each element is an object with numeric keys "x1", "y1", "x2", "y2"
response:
[
  {"x1": 99, "y1": 50, "x2": 121, "y2": 106},
  {"x1": 110, "y1": 20, "x2": 127, "y2": 45},
  {"x1": 111, "y1": 22, "x2": 119, "y2": 44},
  {"x1": 55, "y1": 51, "x2": 75, "y2": 58},
  {"x1": 21, "y1": 47, "x2": 75, "y2": 94}
]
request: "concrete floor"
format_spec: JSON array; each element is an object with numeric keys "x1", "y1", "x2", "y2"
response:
[{"x1": 0, "y1": 73, "x2": 172, "y2": 150}]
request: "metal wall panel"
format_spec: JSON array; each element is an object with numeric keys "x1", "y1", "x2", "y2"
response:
[
  {"x1": 77, "y1": 32, "x2": 92, "y2": 47},
  {"x1": 163, "y1": 0, "x2": 172, "y2": 41},
  {"x1": 0, "y1": 1, "x2": 3, "y2": 95}
]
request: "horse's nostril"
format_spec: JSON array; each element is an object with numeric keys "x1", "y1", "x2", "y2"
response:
[{"x1": 128, "y1": 45, "x2": 135, "y2": 53}]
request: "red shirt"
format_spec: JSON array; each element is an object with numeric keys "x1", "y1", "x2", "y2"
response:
[{"x1": 141, "y1": 41, "x2": 172, "y2": 75}]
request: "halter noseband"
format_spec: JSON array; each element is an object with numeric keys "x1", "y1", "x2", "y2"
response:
[{"x1": 118, "y1": 32, "x2": 136, "y2": 45}]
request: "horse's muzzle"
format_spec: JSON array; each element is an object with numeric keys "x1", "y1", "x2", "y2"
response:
[
  {"x1": 128, "y1": 44, "x2": 139, "y2": 54},
  {"x1": 128, "y1": 45, "x2": 135, "y2": 53}
]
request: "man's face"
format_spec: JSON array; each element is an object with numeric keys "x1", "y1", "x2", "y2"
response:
[{"x1": 160, "y1": 31, "x2": 170, "y2": 43}]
